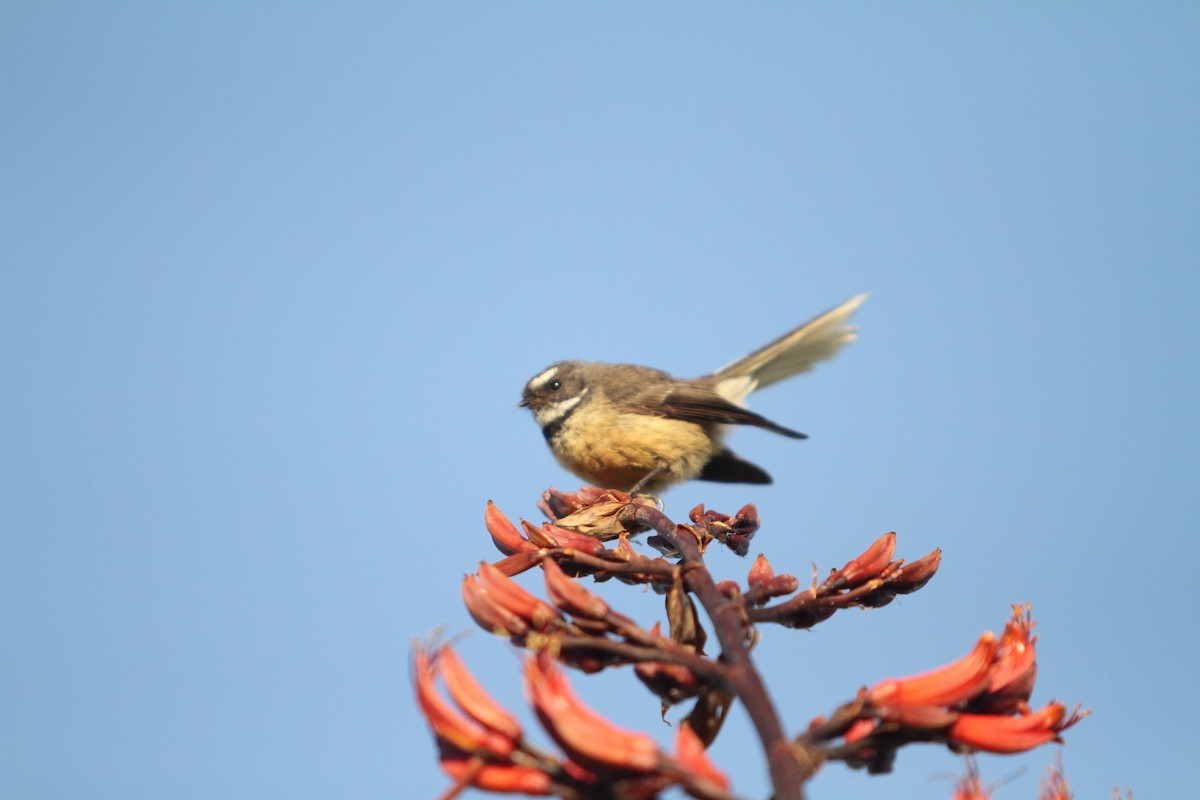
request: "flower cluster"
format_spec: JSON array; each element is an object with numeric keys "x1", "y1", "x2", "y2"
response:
[
  {"x1": 486, "y1": 492, "x2": 940, "y2": 633},
  {"x1": 461, "y1": 554, "x2": 721, "y2": 684},
  {"x1": 415, "y1": 489, "x2": 1086, "y2": 799},
  {"x1": 805, "y1": 605, "x2": 1087, "y2": 774},
  {"x1": 733, "y1": 531, "x2": 942, "y2": 629},
  {"x1": 416, "y1": 642, "x2": 733, "y2": 799}
]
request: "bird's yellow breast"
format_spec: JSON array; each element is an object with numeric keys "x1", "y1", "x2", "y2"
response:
[{"x1": 549, "y1": 399, "x2": 721, "y2": 490}]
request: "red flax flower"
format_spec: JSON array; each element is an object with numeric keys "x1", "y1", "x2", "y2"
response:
[
  {"x1": 745, "y1": 553, "x2": 799, "y2": 604},
  {"x1": 868, "y1": 632, "x2": 997, "y2": 709},
  {"x1": 948, "y1": 702, "x2": 1087, "y2": 754},
  {"x1": 524, "y1": 649, "x2": 662, "y2": 775},
  {"x1": 485, "y1": 500, "x2": 539, "y2": 555},
  {"x1": 634, "y1": 622, "x2": 705, "y2": 706},
  {"x1": 747, "y1": 552, "x2": 775, "y2": 589},
  {"x1": 1039, "y1": 759, "x2": 1073, "y2": 800},
  {"x1": 437, "y1": 759, "x2": 554, "y2": 796},
  {"x1": 522, "y1": 518, "x2": 609, "y2": 554},
  {"x1": 414, "y1": 644, "x2": 555, "y2": 796},
  {"x1": 853, "y1": 607, "x2": 1085, "y2": 758},
  {"x1": 889, "y1": 548, "x2": 942, "y2": 594},
  {"x1": 831, "y1": 531, "x2": 896, "y2": 589},
  {"x1": 867, "y1": 605, "x2": 1047, "y2": 714},
  {"x1": 474, "y1": 561, "x2": 565, "y2": 633},
  {"x1": 973, "y1": 603, "x2": 1038, "y2": 714},
  {"x1": 438, "y1": 647, "x2": 523, "y2": 745},
  {"x1": 952, "y1": 760, "x2": 992, "y2": 800},
  {"x1": 541, "y1": 557, "x2": 613, "y2": 622},
  {"x1": 673, "y1": 723, "x2": 730, "y2": 793},
  {"x1": 462, "y1": 573, "x2": 530, "y2": 637},
  {"x1": 414, "y1": 646, "x2": 520, "y2": 759}
]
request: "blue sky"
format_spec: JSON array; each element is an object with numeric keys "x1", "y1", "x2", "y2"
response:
[{"x1": 3, "y1": 4, "x2": 1197, "y2": 799}]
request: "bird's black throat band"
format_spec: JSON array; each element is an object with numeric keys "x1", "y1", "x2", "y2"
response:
[{"x1": 539, "y1": 403, "x2": 580, "y2": 444}]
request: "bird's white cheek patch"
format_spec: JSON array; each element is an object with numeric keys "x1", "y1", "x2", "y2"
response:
[
  {"x1": 527, "y1": 366, "x2": 559, "y2": 392},
  {"x1": 533, "y1": 390, "x2": 587, "y2": 427}
]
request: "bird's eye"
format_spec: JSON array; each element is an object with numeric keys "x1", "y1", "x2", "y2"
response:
[{"x1": 548, "y1": 379, "x2": 563, "y2": 391}]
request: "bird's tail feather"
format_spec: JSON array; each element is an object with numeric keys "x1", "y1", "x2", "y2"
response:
[{"x1": 710, "y1": 294, "x2": 866, "y2": 400}]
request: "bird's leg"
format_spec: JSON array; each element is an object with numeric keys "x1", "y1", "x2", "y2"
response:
[{"x1": 628, "y1": 463, "x2": 668, "y2": 496}]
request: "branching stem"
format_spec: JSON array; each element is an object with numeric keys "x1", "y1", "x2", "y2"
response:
[{"x1": 625, "y1": 504, "x2": 805, "y2": 800}]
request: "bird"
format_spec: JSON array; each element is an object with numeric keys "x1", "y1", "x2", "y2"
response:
[{"x1": 518, "y1": 294, "x2": 865, "y2": 494}]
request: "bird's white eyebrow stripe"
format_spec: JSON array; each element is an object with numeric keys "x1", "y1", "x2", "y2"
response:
[{"x1": 528, "y1": 366, "x2": 559, "y2": 391}]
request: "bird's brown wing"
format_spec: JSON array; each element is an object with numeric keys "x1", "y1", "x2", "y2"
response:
[{"x1": 626, "y1": 384, "x2": 807, "y2": 439}]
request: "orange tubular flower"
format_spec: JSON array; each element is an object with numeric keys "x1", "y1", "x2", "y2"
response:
[
  {"x1": 490, "y1": 550, "x2": 545, "y2": 578},
  {"x1": 485, "y1": 500, "x2": 538, "y2": 555},
  {"x1": 976, "y1": 604, "x2": 1038, "y2": 714},
  {"x1": 868, "y1": 633, "x2": 997, "y2": 708},
  {"x1": 476, "y1": 561, "x2": 565, "y2": 632},
  {"x1": 439, "y1": 756, "x2": 554, "y2": 795},
  {"x1": 541, "y1": 557, "x2": 611, "y2": 621},
  {"x1": 462, "y1": 574, "x2": 529, "y2": 637},
  {"x1": 413, "y1": 647, "x2": 518, "y2": 758},
  {"x1": 525, "y1": 650, "x2": 662, "y2": 774},
  {"x1": 948, "y1": 702, "x2": 1087, "y2": 754},
  {"x1": 952, "y1": 761, "x2": 992, "y2": 800},
  {"x1": 843, "y1": 718, "x2": 878, "y2": 744},
  {"x1": 674, "y1": 723, "x2": 730, "y2": 792},
  {"x1": 438, "y1": 646, "x2": 523, "y2": 744}
]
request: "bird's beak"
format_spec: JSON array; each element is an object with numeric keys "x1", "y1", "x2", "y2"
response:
[{"x1": 517, "y1": 397, "x2": 530, "y2": 408}]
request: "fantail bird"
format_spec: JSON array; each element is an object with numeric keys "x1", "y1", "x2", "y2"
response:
[{"x1": 518, "y1": 294, "x2": 865, "y2": 493}]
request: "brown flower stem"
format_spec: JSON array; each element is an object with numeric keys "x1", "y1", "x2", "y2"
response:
[
  {"x1": 554, "y1": 634, "x2": 731, "y2": 685},
  {"x1": 625, "y1": 504, "x2": 806, "y2": 800},
  {"x1": 794, "y1": 695, "x2": 865, "y2": 748},
  {"x1": 545, "y1": 549, "x2": 677, "y2": 581},
  {"x1": 435, "y1": 757, "x2": 480, "y2": 800},
  {"x1": 747, "y1": 578, "x2": 887, "y2": 625}
]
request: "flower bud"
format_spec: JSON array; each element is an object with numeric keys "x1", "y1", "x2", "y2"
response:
[
  {"x1": 462, "y1": 574, "x2": 529, "y2": 637},
  {"x1": 542, "y1": 558, "x2": 611, "y2": 621},
  {"x1": 635, "y1": 659, "x2": 703, "y2": 706},
  {"x1": 890, "y1": 549, "x2": 941, "y2": 594},
  {"x1": 973, "y1": 604, "x2": 1038, "y2": 714},
  {"x1": 833, "y1": 532, "x2": 896, "y2": 588},
  {"x1": 477, "y1": 561, "x2": 564, "y2": 633},
  {"x1": 485, "y1": 500, "x2": 537, "y2": 555}
]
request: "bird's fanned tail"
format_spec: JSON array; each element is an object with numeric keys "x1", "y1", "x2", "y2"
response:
[{"x1": 710, "y1": 293, "x2": 866, "y2": 399}]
